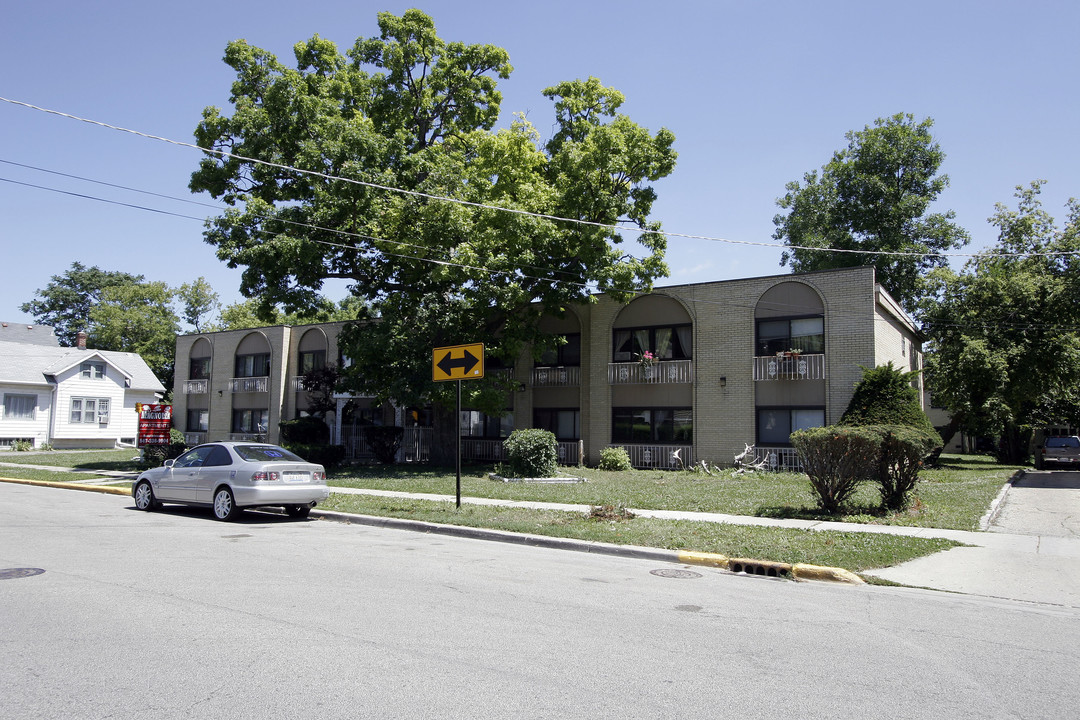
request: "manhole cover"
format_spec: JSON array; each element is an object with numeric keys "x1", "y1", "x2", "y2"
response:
[
  {"x1": 651, "y1": 568, "x2": 702, "y2": 579},
  {"x1": 0, "y1": 568, "x2": 45, "y2": 580}
]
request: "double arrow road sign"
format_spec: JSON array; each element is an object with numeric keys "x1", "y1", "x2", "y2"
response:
[{"x1": 432, "y1": 343, "x2": 485, "y2": 382}]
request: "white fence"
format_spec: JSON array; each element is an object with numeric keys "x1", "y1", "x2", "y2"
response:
[
  {"x1": 616, "y1": 444, "x2": 693, "y2": 469},
  {"x1": 229, "y1": 377, "x2": 269, "y2": 393},
  {"x1": 749, "y1": 446, "x2": 803, "y2": 472},
  {"x1": 752, "y1": 353, "x2": 825, "y2": 381},
  {"x1": 608, "y1": 360, "x2": 693, "y2": 385},
  {"x1": 340, "y1": 426, "x2": 432, "y2": 463},
  {"x1": 183, "y1": 379, "x2": 207, "y2": 394}
]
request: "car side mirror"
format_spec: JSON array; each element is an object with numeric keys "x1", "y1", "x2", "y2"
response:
[{"x1": 163, "y1": 459, "x2": 176, "y2": 468}]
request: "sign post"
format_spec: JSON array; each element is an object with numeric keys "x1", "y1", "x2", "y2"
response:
[{"x1": 432, "y1": 344, "x2": 485, "y2": 507}]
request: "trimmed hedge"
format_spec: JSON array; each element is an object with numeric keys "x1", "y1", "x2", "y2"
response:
[
  {"x1": 279, "y1": 416, "x2": 330, "y2": 445},
  {"x1": 790, "y1": 426, "x2": 882, "y2": 514},
  {"x1": 367, "y1": 426, "x2": 404, "y2": 464},
  {"x1": 503, "y1": 429, "x2": 558, "y2": 478},
  {"x1": 598, "y1": 446, "x2": 633, "y2": 472},
  {"x1": 869, "y1": 424, "x2": 942, "y2": 511},
  {"x1": 284, "y1": 443, "x2": 346, "y2": 469}
]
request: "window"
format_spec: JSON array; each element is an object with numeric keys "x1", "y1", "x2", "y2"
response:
[
  {"x1": 612, "y1": 408, "x2": 692, "y2": 444},
  {"x1": 538, "y1": 335, "x2": 581, "y2": 367},
  {"x1": 70, "y1": 397, "x2": 110, "y2": 424},
  {"x1": 613, "y1": 326, "x2": 692, "y2": 362},
  {"x1": 460, "y1": 410, "x2": 513, "y2": 438},
  {"x1": 232, "y1": 409, "x2": 269, "y2": 434},
  {"x1": 299, "y1": 350, "x2": 326, "y2": 374},
  {"x1": 757, "y1": 407, "x2": 825, "y2": 445},
  {"x1": 533, "y1": 409, "x2": 580, "y2": 440},
  {"x1": 187, "y1": 408, "x2": 209, "y2": 433},
  {"x1": 234, "y1": 353, "x2": 270, "y2": 378},
  {"x1": 189, "y1": 357, "x2": 211, "y2": 380},
  {"x1": 3, "y1": 394, "x2": 36, "y2": 421},
  {"x1": 81, "y1": 362, "x2": 106, "y2": 380},
  {"x1": 756, "y1": 317, "x2": 824, "y2": 356},
  {"x1": 204, "y1": 445, "x2": 234, "y2": 467}
]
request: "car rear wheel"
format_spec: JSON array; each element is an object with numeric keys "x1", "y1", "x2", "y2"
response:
[
  {"x1": 213, "y1": 487, "x2": 240, "y2": 521},
  {"x1": 134, "y1": 481, "x2": 158, "y2": 511},
  {"x1": 285, "y1": 504, "x2": 311, "y2": 519}
]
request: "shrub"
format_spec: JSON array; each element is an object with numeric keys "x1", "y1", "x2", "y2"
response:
[
  {"x1": 839, "y1": 362, "x2": 936, "y2": 433},
  {"x1": 790, "y1": 426, "x2": 882, "y2": 514},
  {"x1": 13, "y1": 439, "x2": 32, "y2": 451},
  {"x1": 598, "y1": 446, "x2": 633, "y2": 472},
  {"x1": 137, "y1": 441, "x2": 188, "y2": 470},
  {"x1": 866, "y1": 424, "x2": 942, "y2": 511},
  {"x1": 503, "y1": 429, "x2": 558, "y2": 478},
  {"x1": 285, "y1": 443, "x2": 346, "y2": 469},
  {"x1": 279, "y1": 416, "x2": 330, "y2": 445},
  {"x1": 367, "y1": 426, "x2": 404, "y2": 464}
]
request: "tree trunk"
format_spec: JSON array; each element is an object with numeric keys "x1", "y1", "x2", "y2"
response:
[
  {"x1": 997, "y1": 422, "x2": 1032, "y2": 465},
  {"x1": 430, "y1": 402, "x2": 458, "y2": 466}
]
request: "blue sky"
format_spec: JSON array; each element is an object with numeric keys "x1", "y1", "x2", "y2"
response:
[{"x1": 2, "y1": 1, "x2": 1077, "y2": 328}]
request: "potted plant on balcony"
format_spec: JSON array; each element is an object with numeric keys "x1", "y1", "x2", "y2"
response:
[{"x1": 637, "y1": 350, "x2": 656, "y2": 378}]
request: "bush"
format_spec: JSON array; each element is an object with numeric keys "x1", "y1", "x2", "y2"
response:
[
  {"x1": 12, "y1": 439, "x2": 32, "y2": 451},
  {"x1": 791, "y1": 426, "x2": 882, "y2": 514},
  {"x1": 839, "y1": 362, "x2": 936, "y2": 433},
  {"x1": 279, "y1": 416, "x2": 330, "y2": 445},
  {"x1": 367, "y1": 426, "x2": 404, "y2": 464},
  {"x1": 285, "y1": 443, "x2": 346, "y2": 469},
  {"x1": 867, "y1": 424, "x2": 942, "y2": 511},
  {"x1": 598, "y1": 446, "x2": 633, "y2": 472},
  {"x1": 137, "y1": 441, "x2": 188, "y2": 470},
  {"x1": 503, "y1": 429, "x2": 558, "y2": 478}
]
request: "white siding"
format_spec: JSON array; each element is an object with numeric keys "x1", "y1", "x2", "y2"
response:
[
  {"x1": 51, "y1": 363, "x2": 128, "y2": 444},
  {"x1": 0, "y1": 384, "x2": 51, "y2": 447}
]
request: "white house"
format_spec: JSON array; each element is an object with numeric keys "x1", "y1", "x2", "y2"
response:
[{"x1": 0, "y1": 328, "x2": 166, "y2": 449}]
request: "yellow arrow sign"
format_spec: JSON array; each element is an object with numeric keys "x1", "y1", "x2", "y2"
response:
[{"x1": 433, "y1": 343, "x2": 485, "y2": 382}]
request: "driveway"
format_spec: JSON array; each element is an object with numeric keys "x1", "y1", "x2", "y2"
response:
[{"x1": 866, "y1": 470, "x2": 1080, "y2": 606}]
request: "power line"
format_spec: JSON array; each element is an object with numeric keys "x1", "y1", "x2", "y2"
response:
[{"x1": 4, "y1": 95, "x2": 1078, "y2": 262}]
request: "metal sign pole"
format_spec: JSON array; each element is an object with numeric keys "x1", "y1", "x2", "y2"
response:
[{"x1": 456, "y1": 379, "x2": 462, "y2": 508}]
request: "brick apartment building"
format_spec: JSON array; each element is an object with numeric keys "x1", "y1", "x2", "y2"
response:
[{"x1": 171, "y1": 266, "x2": 922, "y2": 469}]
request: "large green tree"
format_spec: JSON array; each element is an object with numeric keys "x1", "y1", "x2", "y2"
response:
[
  {"x1": 774, "y1": 113, "x2": 969, "y2": 312},
  {"x1": 921, "y1": 181, "x2": 1080, "y2": 463},
  {"x1": 20, "y1": 262, "x2": 145, "y2": 346},
  {"x1": 90, "y1": 281, "x2": 181, "y2": 391},
  {"x1": 189, "y1": 10, "x2": 677, "y2": 454}
]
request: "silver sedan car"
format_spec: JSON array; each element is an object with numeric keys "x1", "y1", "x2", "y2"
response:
[{"x1": 132, "y1": 442, "x2": 330, "y2": 521}]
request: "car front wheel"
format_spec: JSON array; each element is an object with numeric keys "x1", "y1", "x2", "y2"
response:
[
  {"x1": 213, "y1": 487, "x2": 240, "y2": 521},
  {"x1": 134, "y1": 481, "x2": 158, "y2": 511}
]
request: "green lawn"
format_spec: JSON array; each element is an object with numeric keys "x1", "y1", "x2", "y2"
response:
[{"x1": 328, "y1": 454, "x2": 1021, "y2": 532}]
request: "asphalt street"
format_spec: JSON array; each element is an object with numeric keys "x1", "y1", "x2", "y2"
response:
[{"x1": 3, "y1": 482, "x2": 1080, "y2": 719}]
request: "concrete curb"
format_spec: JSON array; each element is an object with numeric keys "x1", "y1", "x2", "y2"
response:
[
  {"x1": 0, "y1": 476, "x2": 867, "y2": 585},
  {"x1": 0, "y1": 476, "x2": 131, "y2": 497},
  {"x1": 978, "y1": 469, "x2": 1025, "y2": 531},
  {"x1": 312, "y1": 508, "x2": 863, "y2": 584}
]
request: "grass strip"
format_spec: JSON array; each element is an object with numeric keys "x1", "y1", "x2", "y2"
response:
[{"x1": 319, "y1": 493, "x2": 959, "y2": 572}]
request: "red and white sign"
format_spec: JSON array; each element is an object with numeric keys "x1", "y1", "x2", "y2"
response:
[{"x1": 137, "y1": 404, "x2": 172, "y2": 447}]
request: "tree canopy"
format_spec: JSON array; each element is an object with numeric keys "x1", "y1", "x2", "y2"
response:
[
  {"x1": 921, "y1": 181, "x2": 1080, "y2": 462},
  {"x1": 189, "y1": 10, "x2": 677, "y2": 419},
  {"x1": 20, "y1": 262, "x2": 145, "y2": 346},
  {"x1": 773, "y1": 113, "x2": 969, "y2": 312}
]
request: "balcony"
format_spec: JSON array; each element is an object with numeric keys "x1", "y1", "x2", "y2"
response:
[
  {"x1": 229, "y1": 376, "x2": 269, "y2": 393},
  {"x1": 748, "y1": 446, "x2": 803, "y2": 472},
  {"x1": 608, "y1": 359, "x2": 693, "y2": 385},
  {"x1": 229, "y1": 432, "x2": 267, "y2": 442},
  {"x1": 183, "y1": 379, "x2": 208, "y2": 394},
  {"x1": 752, "y1": 353, "x2": 825, "y2": 381},
  {"x1": 531, "y1": 365, "x2": 580, "y2": 387},
  {"x1": 184, "y1": 432, "x2": 207, "y2": 446}
]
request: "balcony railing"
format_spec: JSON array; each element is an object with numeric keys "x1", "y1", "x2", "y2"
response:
[
  {"x1": 184, "y1": 432, "x2": 207, "y2": 446},
  {"x1": 749, "y1": 446, "x2": 803, "y2": 472},
  {"x1": 461, "y1": 438, "x2": 506, "y2": 462},
  {"x1": 229, "y1": 432, "x2": 267, "y2": 442},
  {"x1": 752, "y1": 353, "x2": 825, "y2": 381},
  {"x1": 183, "y1": 379, "x2": 208, "y2": 395},
  {"x1": 615, "y1": 444, "x2": 693, "y2": 469},
  {"x1": 556, "y1": 440, "x2": 584, "y2": 466},
  {"x1": 292, "y1": 376, "x2": 306, "y2": 392},
  {"x1": 531, "y1": 365, "x2": 581, "y2": 387},
  {"x1": 608, "y1": 359, "x2": 693, "y2": 385},
  {"x1": 229, "y1": 376, "x2": 269, "y2": 393}
]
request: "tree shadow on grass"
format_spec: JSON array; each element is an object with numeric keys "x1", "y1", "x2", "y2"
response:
[{"x1": 755, "y1": 502, "x2": 889, "y2": 524}]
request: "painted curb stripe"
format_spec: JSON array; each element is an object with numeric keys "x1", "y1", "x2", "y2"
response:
[{"x1": 0, "y1": 477, "x2": 131, "y2": 496}]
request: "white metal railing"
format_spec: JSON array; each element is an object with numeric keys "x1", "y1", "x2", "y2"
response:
[
  {"x1": 751, "y1": 446, "x2": 803, "y2": 472},
  {"x1": 531, "y1": 365, "x2": 581, "y2": 387},
  {"x1": 292, "y1": 376, "x2": 306, "y2": 392},
  {"x1": 608, "y1": 359, "x2": 693, "y2": 385},
  {"x1": 615, "y1": 444, "x2": 693, "y2": 469},
  {"x1": 752, "y1": 353, "x2": 825, "y2": 381},
  {"x1": 184, "y1": 432, "x2": 207, "y2": 446},
  {"x1": 556, "y1": 440, "x2": 584, "y2": 466},
  {"x1": 461, "y1": 438, "x2": 506, "y2": 462},
  {"x1": 340, "y1": 426, "x2": 432, "y2": 463},
  {"x1": 229, "y1": 376, "x2": 269, "y2": 393},
  {"x1": 183, "y1": 379, "x2": 208, "y2": 394}
]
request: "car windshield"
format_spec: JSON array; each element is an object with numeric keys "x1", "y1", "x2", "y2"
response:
[
  {"x1": 1047, "y1": 437, "x2": 1080, "y2": 448},
  {"x1": 234, "y1": 445, "x2": 306, "y2": 462}
]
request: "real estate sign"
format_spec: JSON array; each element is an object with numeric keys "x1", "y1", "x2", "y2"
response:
[{"x1": 137, "y1": 404, "x2": 172, "y2": 447}]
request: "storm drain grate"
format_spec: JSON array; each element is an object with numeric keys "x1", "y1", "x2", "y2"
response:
[
  {"x1": 0, "y1": 568, "x2": 45, "y2": 580},
  {"x1": 651, "y1": 568, "x2": 703, "y2": 579},
  {"x1": 728, "y1": 559, "x2": 792, "y2": 578}
]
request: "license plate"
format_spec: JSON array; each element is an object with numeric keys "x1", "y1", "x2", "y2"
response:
[{"x1": 283, "y1": 472, "x2": 308, "y2": 483}]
